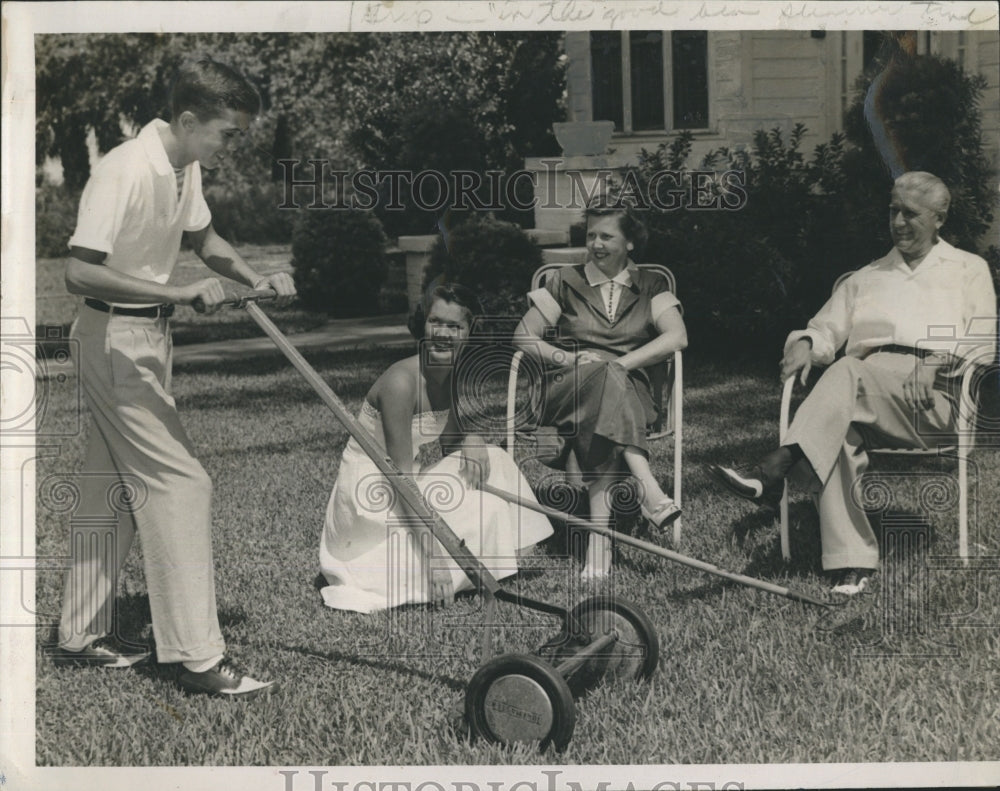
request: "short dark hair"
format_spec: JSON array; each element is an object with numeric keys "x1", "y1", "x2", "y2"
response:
[
  {"x1": 407, "y1": 280, "x2": 485, "y2": 341},
  {"x1": 583, "y1": 192, "x2": 649, "y2": 258},
  {"x1": 170, "y1": 57, "x2": 261, "y2": 121}
]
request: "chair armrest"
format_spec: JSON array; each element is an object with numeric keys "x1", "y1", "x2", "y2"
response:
[{"x1": 646, "y1": 351, "x2": 680, "y2": 440}]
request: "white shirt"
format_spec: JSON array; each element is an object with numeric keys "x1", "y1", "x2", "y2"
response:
[
  {"x1": 785, "y1": 240, "x2": 997, "y2": 369},
  {"x1": 585, "y1": 260, "x2": 633, "y2": 320},
  {"x1": 69, "y1": 119, "x2": 212, "y2": 306},
  {"x1": 528, "y1": 261, "x2": 680, "y2": 325}
]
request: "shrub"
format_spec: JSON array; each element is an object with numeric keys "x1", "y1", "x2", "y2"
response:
[
  {"x1": 631, "y1": 53, "x2": 996, "y2": 357},
  {"x1": 636, "y1": 127, "x2": 817, "y2": 353},
  {"x1": 202, "y1": 181, "x2": 293, "y2": 246},
  {"x1": 421, "y1": 214, "x2": 543, "y2": 334},
  {"x1": 36, "y1": 181, "x2": 81, "y2": 259},
  {"x1": 843, "y1": 53, "x2": 994, "y2": 252},
  {"x1": 291, "y1": 209, "x2": 389, "y2": 317},
  {"x1": 984, "y1": 246, "x2": 1000, "y2": 309}
]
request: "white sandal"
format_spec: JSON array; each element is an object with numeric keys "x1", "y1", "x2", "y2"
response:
[{"x1": 642, "y1": 498, "x2": 682, "y2": 530}]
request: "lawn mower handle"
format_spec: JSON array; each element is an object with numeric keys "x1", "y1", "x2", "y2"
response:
[
  {"x1": 192, "y1": 288, "x2": 279, "y2": 312},
  {"x1": 481, "y1": 483, "x2": 833, "y2": 609}
]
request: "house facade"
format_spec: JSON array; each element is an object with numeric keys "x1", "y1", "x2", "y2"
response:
[{"x1": 526, "y1": 29, "x2": 1000, "y2": 244}]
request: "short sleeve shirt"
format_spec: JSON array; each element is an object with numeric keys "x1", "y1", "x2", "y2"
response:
[
  {"x1": 69, "y1": 119, "x2": 212, "y2": 305},
  {"x1": 527, "y1": 262, "x2": 681, "y2": 358}
]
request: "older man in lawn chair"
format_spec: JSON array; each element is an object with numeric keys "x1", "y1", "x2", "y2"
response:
[{"x1": 709, "y1": 171, "x2": 997, "y2": 595}]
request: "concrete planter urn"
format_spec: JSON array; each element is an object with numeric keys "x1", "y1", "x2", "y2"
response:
[{"x1": 552, "y1": 121, "x2": 615, "y2": 156}]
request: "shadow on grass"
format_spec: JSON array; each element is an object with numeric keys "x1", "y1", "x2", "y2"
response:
[
  {"x1": 201, "y1": 433, "x2": 349, "y2": 461},
  {"x1": 175, "y1": 347, "x2": 410, "y2": 377},
  {"x1": 38, "y1": 596, "x2": 251, "y2": 652},
  {"x1": 278, "y1": 644, "x2": 467, "y2": 692},
  {"x1": 181, "y1": 383, "x2": 374, "y2": 415},
  {"x1": 736, "y1": 497, "x2": 943, "y2": 582},
  {"x1": 682, "y1": 438, "x2": 784, "y2": 469}
]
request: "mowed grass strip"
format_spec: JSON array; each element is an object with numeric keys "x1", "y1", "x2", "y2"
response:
[{"x1": 33, "y1": 344, "x2": 1000, "y2": 766}]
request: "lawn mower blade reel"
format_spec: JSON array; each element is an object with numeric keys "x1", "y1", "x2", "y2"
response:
[{"x1": 537, "y1": 594, "x2": 659, "y2": 694}]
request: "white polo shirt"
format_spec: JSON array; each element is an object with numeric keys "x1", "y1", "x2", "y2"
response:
[{"x1": 69, "y1": 119, "x2": 212, "y2": 306}]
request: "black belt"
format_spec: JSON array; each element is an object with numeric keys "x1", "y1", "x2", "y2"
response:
[
  {"x1": 865, "y1": 344, "x2": 934, "y2": 359},
  {"x1": 85, "y1": 298, "x2": 174, "y2": 319}
]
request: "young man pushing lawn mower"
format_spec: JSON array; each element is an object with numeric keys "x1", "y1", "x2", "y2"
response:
[{"x1": 52, "y1": 57, "x2": 295, "y2": 697}]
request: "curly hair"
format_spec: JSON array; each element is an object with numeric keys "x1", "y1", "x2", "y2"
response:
[{"x1": 407, "y1": 280, "x2": 485, "y2": 341}]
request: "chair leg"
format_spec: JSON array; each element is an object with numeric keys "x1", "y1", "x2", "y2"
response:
[
  {"x1": 672, "y1": 352, "x2": 683, "y2": 545},
  {"x1": 779, "y1": 483, "x2": 791, "y2": 561},
  {"x1": 778, "y1": 376, "x2": 795, "y2": 562},
  {"x1": 959, "y1": 450, "x2": 968, "y2": 564}
]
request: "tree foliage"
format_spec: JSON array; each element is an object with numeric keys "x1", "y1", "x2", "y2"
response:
[
  {"x1": 340, "y1": 32, "x2": 563, "y2": 173},
  {"x1": 35, "y1": 32, "x2": 563, "y2": 197},
  {"x1": 35, "y1": 34, "x2": 365, "y2": 184},
  {"x1": 338, "y1": 32, "x2": 564, "y2": 235},
  {"x1": 36, "y1": 32, "x2": 564, "y2": 245}
]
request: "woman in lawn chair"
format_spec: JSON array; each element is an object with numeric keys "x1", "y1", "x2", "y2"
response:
[
  {"x1": 319, "y1": 283, "x2": 552, "y2": 613},
  {"x1": 513, "y1": 196, "x2": 688, "y2": 579}
]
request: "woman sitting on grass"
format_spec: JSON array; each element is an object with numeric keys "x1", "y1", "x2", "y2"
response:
[
  {"x1": 319, "y1": 282, "x2": 552, "y2": 613},
  {"x1": 514, "y1": 196, "x2": 687, "y2": 580}
]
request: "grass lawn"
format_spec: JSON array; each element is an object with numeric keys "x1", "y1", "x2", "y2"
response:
[{"x1": 32, "y1": 340, "x2": 1000, "y2": 766}]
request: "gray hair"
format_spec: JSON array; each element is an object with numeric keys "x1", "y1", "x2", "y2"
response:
[{"x1": 894, "y1": 172, "x2": 951, "y2": 219}]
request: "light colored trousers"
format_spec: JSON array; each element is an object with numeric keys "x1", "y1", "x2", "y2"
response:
[
  {"x1": 58, "y1": 305, "x2": 225, "y2": 663},
  {"x1": 784, "y1": 352, "x2": 956, "y2": 571}
]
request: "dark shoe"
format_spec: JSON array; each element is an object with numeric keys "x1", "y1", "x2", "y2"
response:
[
  {"x1": 642, "y1": 497, "x2": 682, "y2": 530},
  {"x1": 708, "y1": 463, "x2": 782, "y2": 508},
  {"x1": 50, "y1": 636, "x2": 150, "y2": 669},
  {"x1": 178, "y1": 657, "x2": 275, "y2": 698},
  {"x1": 829, "y1": 568, "x2": 875, "y2": 596}
]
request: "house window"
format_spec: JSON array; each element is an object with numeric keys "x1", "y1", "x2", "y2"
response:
[
  {"x1": 590, "y1": 31, "x2": 709, "y2": 133},
  {"x1": 863, "y1": 30, "x2": 885, "y2": 73},
  {"x1": 840, "y1": 31, "x2": 850, "y2": 119}
]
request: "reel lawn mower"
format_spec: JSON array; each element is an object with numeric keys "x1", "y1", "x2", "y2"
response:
[{"x1": 226, "y1": 293, "x2": 658, "y2": 752}]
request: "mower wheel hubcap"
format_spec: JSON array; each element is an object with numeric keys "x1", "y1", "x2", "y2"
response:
[{"x1": 482, "y1": 674, "x2": 554, "y2": 741}]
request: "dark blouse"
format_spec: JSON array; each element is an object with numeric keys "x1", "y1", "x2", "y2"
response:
[{"x1": 529, "y1": 262, "x2": 680, "y2": 359}]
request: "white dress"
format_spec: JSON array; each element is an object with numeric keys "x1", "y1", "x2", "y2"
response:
[{"x1": 319, "y1": 402, "x2": 553, "y2": 613}]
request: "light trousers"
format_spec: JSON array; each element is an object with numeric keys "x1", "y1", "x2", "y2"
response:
[
  {"x1": 58, "y1": 305, "x2": 225, "y2": 663},
  {"x1": 784, "y1": 353, "x2": 956, "y2": 570}
]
